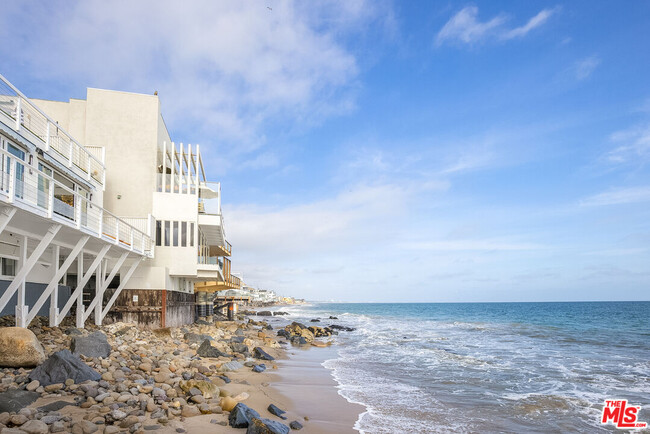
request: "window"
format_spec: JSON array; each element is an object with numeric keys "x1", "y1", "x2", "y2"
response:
[
  {"x1": 181, "y1": 222, "x2": 187, "y2": 247},
  {"x1": 164, "y1": 221, "x2": 170, "y2": 246},
  {"x1": 190, "y1": 223, "x2": 194, "y2": 247},
  {"x1": 156, "y1": 220, "x2": 162, "y2": 246},
  {"x1": 173, "y1": 221, "x2": 179, "y2": 247},
  {"x1": 0, "y1": 257, "x2": 16, "y2": 277}
]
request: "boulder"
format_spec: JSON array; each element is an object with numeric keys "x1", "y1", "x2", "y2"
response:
[
  {"x1": 228, "y1": 403, "x2": 260, "y2": 428},
  {"x1": 309, "y1": 319, "x2": 320, "y2": 322},
  {"x1": 0, "y1": 327, "x2": 46, "y2": 367},
  {"x1": 247, "y1": 417, "x2": 290, "y2": 434},
  {"x1": 267, "y1": 404, "x2": 287, "y2": 420},
  {"x1": 252, "y1": 364, "x2": 266, "y2": 373},
  {"x1": 231, "y1": 342, "x2": 249, "y2": 355},
  {"x1": 289, "y1": 421, "x2": 303, "y2": 430},
  {"x1": 184, "y1": 333, "x2": 213, "y2": 344},
  {"x1": 220, "y1": 361, "x2": 244, "y2": 372},
  {"x1": 257, "y1": 311, "x2": 273, "y2": 316},
  {"x1": 197, "y1": 339, "x2": 230, "y2": 358},
  {"x1": 0, "y1": 389, "x2": 40, "y2": 413},
  {"x1": 329, "y1": 324, "x2": 355, "y2": 332},
  {"x1": 220, "y1": 396, "x2": 237, "y2": 412},
  {"x1": 253, "y1": 347, "x2": 275, "y2": 361},
  {"x1": 290, "y1": 336, "x2": 308, "y2": 346},
  {"x1": 70, "y1": 331, "x2": 111, "y2": 358},
  {"x1": 28, "y1": 350, "x2": 101, "y2": 386},
  {"x1": 276, "y1": 330, "x2": 291, "y2": 339},
  {"x1": 328, "y1": 316, "x2": 338, "y2": 320},
  {"x1": 179, "y1": 380, "x2": 219, "y2": 399},
  {"x1": 273, "y1": 311, "x2": 289, "y2": 316},
  {"x1": 20, "y1": 419, "x2": 49, "y2": 434}
]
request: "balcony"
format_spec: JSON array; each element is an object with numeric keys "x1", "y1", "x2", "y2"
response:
[
  {"x1": 0, "y1": 146, "x2": 153, "y2": 257},
  {"x1": 197, "y1": 186, "x2": 230, "y2": 256},
  {"x1": 0, "y1": 74, "x2": 105, "y2": 186}
]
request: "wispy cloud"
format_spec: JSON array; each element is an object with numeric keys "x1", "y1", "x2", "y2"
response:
[
  {"x1": 606, "y1": 124, "x2": 650, "y2": 164},
  {"x1": 436, "y1": 6, "x2": 505, "y2": 45},
  {"x1": 573, "y1": 55, "x2": 601, "y2": 80},
  {"x1": 436, "y1": 6, "x2": 556, "y2": 46},
  {"x1": 502, "y1": 8, "x2": 557, "y2": 39},
  {"x1": 580, "y1": 186, "x2": 650, "y2": 206},
  {"x1": 0, "y1": 1, "x2": 388, "y2": 159}
]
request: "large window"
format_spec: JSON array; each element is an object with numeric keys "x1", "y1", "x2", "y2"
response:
[{"x1": 155, "y1": 220, "x2": 196, "y2": 248}]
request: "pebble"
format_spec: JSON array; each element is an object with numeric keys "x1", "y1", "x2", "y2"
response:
[
  {"x1": 26, "y1": 380, "x2": 40, "y2": 391},
  {"x1": 17, "y1": 419, "x2": 49, "y2": 434}
]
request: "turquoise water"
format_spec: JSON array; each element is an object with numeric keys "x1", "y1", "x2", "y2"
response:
[{"x1": 277, "y1": 302, "x2": 649, "y2": 433}]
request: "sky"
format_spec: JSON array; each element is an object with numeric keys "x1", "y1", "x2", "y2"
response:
[{"x1": 1, "y1": 1, "x2": 649, "y2": 302}]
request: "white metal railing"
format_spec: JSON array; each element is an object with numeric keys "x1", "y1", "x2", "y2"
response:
[
  {"x1": 119, "y1": 215, "x2": 156, "y2": 237},
  {"x1": 0, "y1": 74, "x2": 106, "y2": 186},
  {"x1": 0, "y1": 146, "x2": 153, "y2": 256}
]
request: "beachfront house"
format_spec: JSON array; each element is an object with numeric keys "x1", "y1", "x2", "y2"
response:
[
  {"x1": 30, "y1": 86, "x2": 241, "y2": 328},
  {"x1": 0, "y1": 74, "x2": 154, "y2": 328}
]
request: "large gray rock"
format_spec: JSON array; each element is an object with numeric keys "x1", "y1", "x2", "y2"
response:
[
  {"x1": 231, "y1": 342, "x2": 249, "y2": 354},
  {"x1": 70, "y1": 331, "x2": 112, "y2": 358},
  {"x1": 229, "y1": 403, "x2": 260, "y2": 428},
  {"x1": 29, "y1": 350, "x2": 101, "y2": 386},
  {"x1": 247, "y1": 417, "x2": 290, "y2": 434},
  {"x1": 197, "y1": 339, "x2": 230, "y2": 358},
  {"x1": 0, "y1": 389, "x2": 40, "y2": 413},
  {"x1": 0, "y1": 327, "x2": 46, "y2": 367},
  {"x1": 253, "y1": 347, "x2": 275, "y2": 361}
]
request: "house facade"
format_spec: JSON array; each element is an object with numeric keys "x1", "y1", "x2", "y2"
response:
[
  {"x1": 32, "y1": 87, "x2": 241, "y2": 328},
  {"x1": 0, "y1": 74, "x2": 154, "y2": 328}
]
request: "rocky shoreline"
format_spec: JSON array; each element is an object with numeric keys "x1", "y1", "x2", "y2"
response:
[{"x1": 0, "y1": 312, "x2": 355, "y2": 434}]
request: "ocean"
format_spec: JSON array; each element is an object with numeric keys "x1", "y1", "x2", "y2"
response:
[{"x1": 276, "y1": 302, "x2": 650, "y2": 433}]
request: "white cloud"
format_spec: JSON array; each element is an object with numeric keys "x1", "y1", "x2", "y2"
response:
[
  {"x1": 0, "y1": 1, "x2": 385, "y2": 153},
  {"x1": 606, "y1": 124, "x2": 650, "y2": 163},
  {"x1": 573, "y1": 55, "x2": 601, "y2": 80},
  {"x1": 502, "y1": 8, "x2": 556, "y2": 39},
  {"x1": 436, "y1": 6, "x2": 505, "y2": 45},
  {"x1": 580, "y1": 186, "x2": 650, "y2": 206},
  {"x1": 436, "y1": 6, "x2": 555, "y2": 46}
]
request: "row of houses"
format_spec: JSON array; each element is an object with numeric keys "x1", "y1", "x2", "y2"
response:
[
  {"x1": 0, "y1": 73, "x2": 241, "y2": 329},
  {"x1": 216, "y1": 286, "x2": 304, "y2": 306}
]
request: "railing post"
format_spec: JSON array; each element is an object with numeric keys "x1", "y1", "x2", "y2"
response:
[
  {"x1": 115, "y1": 220, "x2": 119, "y2": 245},
  {"x1": 45, "y1": 122, "x2": 50, "y2": 152},
  {"x1": 75, "y1": 195, "x2": 81, "y2": 229},
  {"x1": 86, "y1": 156, "x2": 91, "y2": 181},
  {"x1": 14, "y1": 97, "x2": 21, "y2": 130},
  {"x1": 68, "y1": 141, "x2": 73, "y2": 168},
  {"x1": 98, "y1": 208, "x2": 103, "y2": 238},
  {"x1": 130, "y1": 229, "x2": 134, "y2": 251},
  {"x1": 47, "y1": 178, "x2": 54, "y2": 218},
  {"x1": 7, "y1": 158, "x2": 15, "y2": 203}
]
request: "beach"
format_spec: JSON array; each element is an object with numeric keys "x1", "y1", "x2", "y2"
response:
[{"x1": 0, "y1": 310, "x2": 363, "y2": 434}]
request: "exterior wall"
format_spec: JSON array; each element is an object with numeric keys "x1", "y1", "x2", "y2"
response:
[
  {"x1": 0, "y1": 281, "x2": 70, "y2": 317},
  {"x1": 84, "y1": 88, "x2": 160, "y2": 217},
  {"x1": 105, "y1": 289, "x2": 194, "y2": 329}
]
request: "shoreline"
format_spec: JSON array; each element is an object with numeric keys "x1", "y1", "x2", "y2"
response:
[{"x1": 0, "y1": 311, "x2": 364, "y2": 433}]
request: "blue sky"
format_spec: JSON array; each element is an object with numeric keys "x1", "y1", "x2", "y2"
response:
[{"x1": 1, "y1": 1, "x2": 649, "y2": 302}]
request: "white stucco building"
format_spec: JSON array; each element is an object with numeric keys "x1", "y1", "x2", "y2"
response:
[
  {"x1": 0, "y1": 74, "x2": 153, "y2": 328},
  {"x1": 0, "y1": 73, "x2": 240, "y2": 329}
]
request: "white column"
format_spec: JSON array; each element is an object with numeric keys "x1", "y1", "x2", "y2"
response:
[
  {"x1": 49, "y1": 245, "x2": 60, "y2": 326},
  {"x1": 15, "y1": 235, "x2": 28, "y2": 327},
  {"x1": 75, "y1": 250, "x2": 84, "y2": 328}
]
